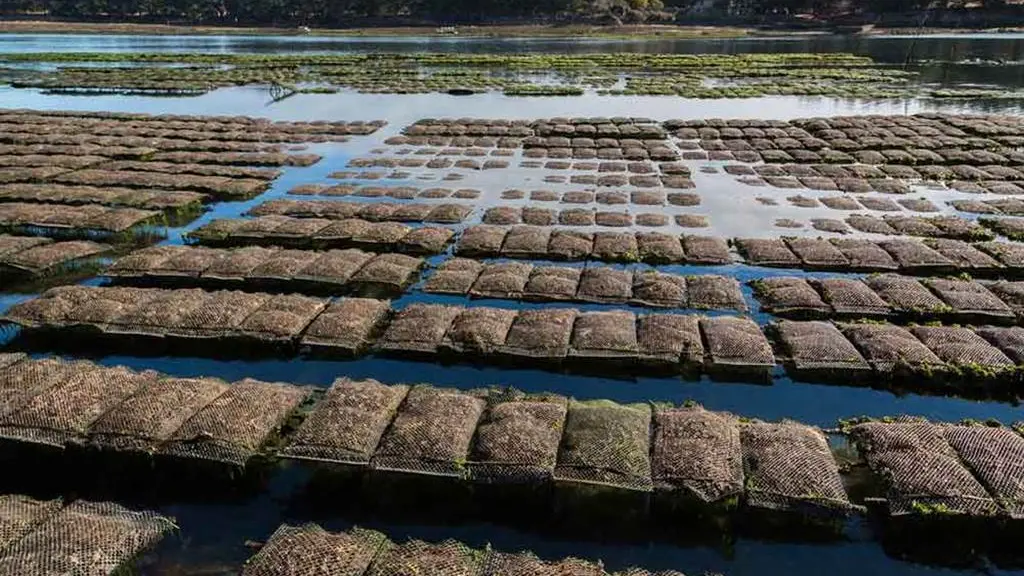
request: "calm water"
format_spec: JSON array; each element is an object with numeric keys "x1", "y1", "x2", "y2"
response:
[
  {"x1": 0, "y1": 32, "x2": 1022, "y2": 62},
  {"x1": 0, "y1": 32, "x2": 1023, "y2": 575}
]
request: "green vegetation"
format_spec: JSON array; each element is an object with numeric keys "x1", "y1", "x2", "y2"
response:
[
  {"x1": 947, "y1": 361, "x2": 1016, "y2": 381},
  {"x1": 910, "y1": 500, "x2": 958, "y2": 516}
]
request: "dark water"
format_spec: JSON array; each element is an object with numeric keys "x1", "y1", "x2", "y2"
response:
[{"x1": 0, "y1": 33, "x2": 1023, "y2": 575}]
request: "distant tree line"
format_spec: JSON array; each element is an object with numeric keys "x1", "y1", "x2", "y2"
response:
[{"x1": 1, "y1": 0, "x2": 1019, "y2": 26}]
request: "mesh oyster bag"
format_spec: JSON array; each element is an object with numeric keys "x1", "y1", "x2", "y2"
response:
[
  {"x1": 86, "y1": 376, "x2": 230, "y2": 454},
  {"x1": 740, "y1": 421, "x2": 856, "y2": 516},
  {"x1": 468, "y1": 390, "x2": 568, "y2": 485},
  {"x1": 483, "y1": 550, "x2": 607, "y2": 576},
  {"x1": 554, "y1": 400, "x2": 654, "y2": 492},
  {"x1": 0, "y1": 363, "x2": 155, "y2": 449},
  {"x1": 367, "y1": 538, "x2": 486, "y2": 576},
  {"x1": 241, "y1": 524, "x2": 387, "y2": 576},
  {"x1": 160, "y1": 379, "x2": 307, "y2": 467},
  {"x1": 280, "y1": 378, "x2": 409, "y2": 466},
  {"x1": 652, "y1": 405, "x2": 743, "y2": 504},
  {"x1": 849, "y1": 420, "x2": 999, "y2": 517},
  {"x1": 371, "y1": 386, "x2": 485, "y2": 478},
  {"x1": 0, "y1": 495, "x2": 62, "y2": 554},
  {"x1": 0, "y1": 500, "x2": 174, "y2": 576}
]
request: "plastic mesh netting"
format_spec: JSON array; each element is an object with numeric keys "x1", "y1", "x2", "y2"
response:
[
  {"x1": 974, "y1": 326, "x2": 1024, "y2": 364},
  {"x1": 752, "y1": 277, "x2": 829, "y2": 317},
  {"x1": 569, "y1": 310, "x2": 639, "y2": 360},
  {"x1": 686, "y1": 275, "x2": 746, "y2": 311},
  {"x1": 735, "y1": 238, "x2": 800, "y2": 267},
  {"x1": 741, "y1": 421, "x2": 854, "y2": 515},
  {"x1": 524, "y1": 266, "x2": 582, "y2": 302},
  {"x1": 295, "y1": 249, "x2": 375, "y2": 286},
  {"x1": 577, "y1": 267, "x2": 633, "y2": 304},
  {"x1": 945, "y1": 425, "x2": 1024, "y2": 519},
  {"x1": 188, "y1": 218, "x2": 245, "y2": 242},
  {"x1": 636, "y1": 233, "x2": 684, "y2": 264},
  {"x1": 6, "y1": 240, "x2": 108, "y2": 273},
  {"x1": 456, "y1": 226, "x2": 508, "y2": 257},
  {"x1": 367, "y1": 539, "x2": 485, "y2": 576},
  {"x1": 108, "y1": 288, "x2": 207, "y2": 337},
  {"x1": 246, "y1": 250, "x2": 320, "y2": 282},
  {"x1": 548, "y1": 230, "x2": 594, "y2": 261},
  {"x1": 700, "y1": 316, "x2": 775, "y2": 369},
  {"x1": 86, "y1": 207, "x2": 161, "y2": 232},
  {"x1": 554, "y1": 400, "x2": 654, "y2": 492},
  {"x1": 846, "y1": 215, "x2": 895, "y2": 236},
  {"x1": 440, "y1": 307, "x2": 516, "y2": 356},
  {"x1": 979, "y1": 242, "x2": 1024, "y2": 268},
  {"x1": 469, "y1": 390, "x2": 567, "y2": 485},
  {"x1": 241, "y1": 524, "x2": 387, "y2": 576},
  {"x1": 986, "y1": 281, "x2": 1024, "y2": 317},
  {"x1": 838, "y1": 323, "x2": 943, "y2": 373},
  {"x1": 830, "y1": 239, "x2": 898, "y2": 271},
  {"x1": 682, "y1": 236, "x2": 731, "y2": 265},
  {"x1": 773, "y1": 320, "x2": 869, "y2": 373},
  {"x1": 812, "y1": 278, "x2": 892, "y2": 317},
  {"x1": 202, "y1": 246, "x2": 279, "y2": 281},
  {"x1": 484, "y1": 551, "x2": 607, "y2": 576},
  {"x1": 909, "y1": 326, "x2": 1015, "y2": 371},
  {"x1": 171, "y1": 289, "x2": 269, "y2": 338},
  {"x1": 863, "y1": 275, "x2": 948, "y2": 314},
  {"x1": 0, "y1": 354, "x2": 24, "y2": 373},
  {"x1": 379, "y1": 304, "x2": 461, "y2": 354},
  {"x1": 469, "y1": 262, "x2": 533, "y2": 299},
  {"x1": 630, "y1": 270, "x2": 686, "y2": 308},
  {"x1": 152, "y1": 246, "x2": 225, "y2": 277},
  {"x1": 878, "y1": 240, "x2": 953, "y2": 270},
  {"x1": 850, "y1": 421, "x2": 999, "y2": 517},
  {"x1": 237, "y1": 293, "x2": 328, "y2": 341},
  {"x1": 0, "y1": 495, "x2": 61, "y2": 553},
  {"x1": 500, "y1": 308, "x2": 577, "y2": 360},
  {"x1": 501, "y1": 226, "x2": 551, "y2": 259},
  {"x1": 300, "y1": 298, "x2": 391, "y2": 354},
  {"x1": 0, "y1": 500, "x2": 174, "y2": 576},
  {"x1": 613, "y1": 570, "x2": 686, "y2": 576},
  {"x1": 591, "y1": 232, "x2": 639, "y2": 263},
  {"x1": 0, "y1": 363, "x2": 155, "y2": 448},
  {"x1": 423, "y1": 258, "x2": 485, "y2": 295},
  {"x1": 922, "y1": 278, "x2": 1014, "y2": 320},
  {"x1": 372, "y1": 386, "x2": 485, "y2": 477},
  {"x1": 927, "y1": 239, "x2": 1002, "y2": 271},
  {"x1": 87, "y1": 376, "x2": 230, "y2": 453},
  {"x1": 282, "y1": 378, "x2": 409, "y2": 466},
  {"x1": 1, "y1": 286, "x2": 104, "y2": 328},
  {"x1": 784, "y1": 238, "x2": 849, "y2": 269},
  {"x1": 652, "y1": 405, "x2": 743, "y2": 503},
  {"x1": 161, "y1": 379, "x2": 307, "y2": 466},
  {"x1": 0, "y1": 236, "x2": 50, "y2": 260},
  {"x1": 636, "y1": 314, "x2": 704, "y2": 368},
  {"x1": 0, "y1": 358, "x2": 91, "y2": 418}
]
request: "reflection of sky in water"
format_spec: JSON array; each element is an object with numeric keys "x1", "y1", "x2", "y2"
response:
[
  {"x1": 3, "y1": 84, "x2": 1022, "y2": 121},
  {"x1": 2, "y1": 54, "x2": 1024, "y2": 574}
]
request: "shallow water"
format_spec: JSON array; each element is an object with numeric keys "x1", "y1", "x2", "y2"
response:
[
  {"x1": 2, "y1": 33, "x2": 1024, "y2": 575},
  {"x1": 0, "y1": 32, "x2": 1022, "y2": 64}
]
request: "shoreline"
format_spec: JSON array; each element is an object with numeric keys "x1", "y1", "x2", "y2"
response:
[
  {"x1": 0, "y1": 20, "x2": 765, "y2": 38},
  {"x1": 1, "y1": 19, "x2": 1019, "y2": 39}
]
